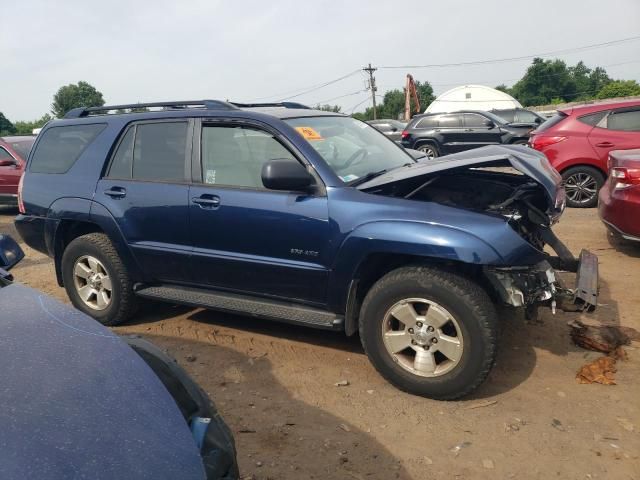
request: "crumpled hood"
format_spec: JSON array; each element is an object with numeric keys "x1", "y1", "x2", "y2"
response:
[{"x1": 358, "y1": 145, "x2": 562, "y2": 202}]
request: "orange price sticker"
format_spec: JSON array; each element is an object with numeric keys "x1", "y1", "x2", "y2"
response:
[{"x1": 295, "y1": 126, "x2": 324, "y2": 141}]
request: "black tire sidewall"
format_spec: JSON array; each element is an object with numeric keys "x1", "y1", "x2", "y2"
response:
[
  {"x1": 417, "y1": 143, "x2": 438, "y2": 157},
  {"x1": 360, "y1": 270, "x2": 496, "y2": 399},
  {"x1": 61, "y1": 236, "x2": 124, "y2": 324},
  {"x1": 562, "y1": 166, "x2": 604, "y2": 208}
]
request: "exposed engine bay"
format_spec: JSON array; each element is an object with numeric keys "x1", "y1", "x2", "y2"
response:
[{"x1": 362, "y1": 164, "x2": 597, "y2": 317}]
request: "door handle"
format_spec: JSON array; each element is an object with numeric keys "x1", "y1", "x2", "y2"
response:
[
  {"x1": 595, "y1": 142, "x2": 614, "y2": 148},
  {"x1": 104, "y1": 187, "x2": 126, "y2": 198},
  {"x1": 192, "y1": 195, "x2": 220, "y2": 208}
]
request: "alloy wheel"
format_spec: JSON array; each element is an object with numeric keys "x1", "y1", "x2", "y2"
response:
[
  {"x1": 72, "y1": 255, "x2": 113, "y2": 310},
  {"x1": 564, "y1": 172, "x2": 598, "y2": 205},
  {"x1": 381, "y1": 298, "x2": 464, "y2": 377}
]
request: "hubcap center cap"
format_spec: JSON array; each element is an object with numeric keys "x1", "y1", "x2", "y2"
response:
[{"x1": 412, "y1": 327, "x2": 435, "y2": 346}]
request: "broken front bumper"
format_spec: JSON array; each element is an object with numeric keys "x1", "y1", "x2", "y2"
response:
[{"x1": 487, "y1": 248, "x2": 599, "y2": 315}]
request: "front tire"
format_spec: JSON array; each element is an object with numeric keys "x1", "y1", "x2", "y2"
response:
[
  {"x1": 562, "y1": 166, "x2": 604, "y2": 208},
  {"x1": 359, "y1": 266, "x2": 497, "y2": 400},
  {"x1": 61, "y1": 233, "x2": 137, "y2": 326}
]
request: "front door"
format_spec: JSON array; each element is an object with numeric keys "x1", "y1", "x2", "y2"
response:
[
  {"x1": 435, "y1": 113, "x2": 467, "y2": 154},
  {"x1": 462, "y1": 113, "x2": 503, "y2": 150},
  {"x1": 189, "y1": 121, "x2": 330, "y2": 305},
  {"x1": 94, "y1": 120, "x2": 193, "y2": 283}
]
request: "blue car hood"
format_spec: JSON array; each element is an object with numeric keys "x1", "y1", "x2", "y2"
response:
[
  {"x1": 0, "y1": 284, "x2": 205, "y2": 480},
  {"x1": 359, "y1": 145, "x2": 562, "y2": 202}
]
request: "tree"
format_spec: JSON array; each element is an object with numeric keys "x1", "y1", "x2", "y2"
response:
[
  {"x1": 352, "y1": 79, "x2": 435, "y2": 120},
  {"x1": 52, "y1": 81, "x2": 105, "y2": 118},
  {"x1": 0, "y1": 112, "x2": 16, "y2": 136},
  {"x1": 510, "y1": 58, "x2": 577, "y2": 106},
  {"x1": 415, "y1": 81, "x2": 435, "y2": 113},
  {"x1": 14, "y1": 114, "x2": 53, "y2": 135},
  {"x1": 314, "y1": 104, "x2": 342, "y2": 113},
  {"x1": 596, "y1": 80, "x2": 640, "y2": 100}
]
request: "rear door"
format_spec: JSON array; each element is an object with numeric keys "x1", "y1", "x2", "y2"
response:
[
  {"x1": 436, "y1": 114, "x2": 466, "y2": 154},
  {"x1": 188, "y1": 119, "x2": 330, "y2": 305},
  {"x1": 588, "y1": 107, "x2": 640, "y2": 166},
  {"x1": 462, "y1": 113, "x2": 503, "y2": 150},
  {"x1": 0, "y1": 146, "x2": 22, "y2": 197},
  {"x1": 94, "y1": 120, "x2": 193, "y2": 283}
]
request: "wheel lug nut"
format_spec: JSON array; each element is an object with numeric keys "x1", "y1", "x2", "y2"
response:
[
  {"x1": 431, "y1": 338, "x2": 438, "y2": 344},
  {"x1": 411, "y1": 340, "x2": 417, "y2": 345},
  {"x1": 424, "y1": 345, "x2": 429, "y2": 350},
  {"x1": 427, "y1": 326, "x2": 434, "y2": 332},
  {"x1": 416, "y1": 322, "x2": 423, "y2": 327},
  {"x1": 408, "y1": 328, "x2": 414, "y2": 334}
]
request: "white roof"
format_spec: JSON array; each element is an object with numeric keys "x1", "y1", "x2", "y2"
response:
[{"x1": 426, "y1": 85, "x2": 522, "y2": 113}]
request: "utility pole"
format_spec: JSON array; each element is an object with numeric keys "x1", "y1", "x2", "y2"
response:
[{"x1": 363, "y1": 63, "x2": 378, "y2": 119}]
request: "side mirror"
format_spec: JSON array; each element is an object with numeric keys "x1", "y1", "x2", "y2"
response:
[
  {"x1": 390, "y1": 126, "x2": 398, "y2": 132},
  {"x1": 262, "y1": 158, "x2": 314, "y2": 192},
  {"x1": 535, "y1": 117, "x2": 543, "y2": 124},
  {"x1": 0, "y1": 158, "x2": 16, "y2": 167},
  {"x1": 0, "y1": 235, "x2": 24, "y2": 271},
  {"x1": 484, "y1": 120, "x2": 495, "y2": 128}
]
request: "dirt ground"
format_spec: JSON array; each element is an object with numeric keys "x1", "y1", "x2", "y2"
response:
[{"x1": 1, "y1": 206, "x2": 639, "y2": 480}]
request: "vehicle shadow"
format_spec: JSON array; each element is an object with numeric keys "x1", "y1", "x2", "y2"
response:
[{"x1": 138, "y1": 332, "x2": 412, "y2": 480}]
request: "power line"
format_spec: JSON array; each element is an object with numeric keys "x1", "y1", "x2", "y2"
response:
[
  {"x1": 378, "y1": 35, "x2": 640, "y2": 69},
  {"x1": 308, "y1": 90, "x2": 366, "y2": 105},
  {"x1": 277, "y1": 70, "x2": 362, "y2": 101}
]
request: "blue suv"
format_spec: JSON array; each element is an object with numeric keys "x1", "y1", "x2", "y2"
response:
[{"x1": 16, "y1": 100, "x2": 598, "y2": 399}]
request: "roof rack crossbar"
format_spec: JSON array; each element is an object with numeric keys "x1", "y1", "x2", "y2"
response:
[
  {"x1": 229, "y1": 102, "x2": 310, "y2": 110},
  {"x1": 64, "y1": 100, "x2": 239, "y2": 118}
]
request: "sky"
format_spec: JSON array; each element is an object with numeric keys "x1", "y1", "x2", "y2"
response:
[{"x1": 1, "y1": 0, "x2": 639, "y2": 121}]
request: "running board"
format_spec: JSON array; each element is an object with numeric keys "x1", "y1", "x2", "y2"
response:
[{"x1": 135, "y1": 285, "x2": 343, "y2": 330}]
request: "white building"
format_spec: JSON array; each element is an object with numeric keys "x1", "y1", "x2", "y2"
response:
[{"x1": 426, "y1": 85, "x2": 522, "y2": 113}]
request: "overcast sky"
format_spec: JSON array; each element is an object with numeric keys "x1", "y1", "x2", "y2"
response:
[{"x1": 2, "y1": 0, "x2": 639, "y2": 121}]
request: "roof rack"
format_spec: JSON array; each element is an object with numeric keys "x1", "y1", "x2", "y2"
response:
[
  {"x1": 64, "y1": 100, "x2": 239, "y2": 119},
  {"x1": 230, "y1": 102, "x2": 310, "y2": 110}
]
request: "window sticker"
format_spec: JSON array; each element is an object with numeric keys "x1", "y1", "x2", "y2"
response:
[
  {"x1": 205, "y1": 169, "x2": 216, "y2": 184},
  {"x1": 339, "y1": 174, "x2": 359, "y2": 182},
  {"x1": 295, "y1": 126, "x2": 324, "y2": 141}
]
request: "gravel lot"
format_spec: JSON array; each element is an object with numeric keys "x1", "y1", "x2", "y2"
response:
[{"x1": 1, "y1": 206, "x2": 639, "y2": 480}]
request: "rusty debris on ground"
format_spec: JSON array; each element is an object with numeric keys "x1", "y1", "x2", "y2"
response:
[{"x1": 568, "y1": 320, "x2": 634, "y2": 353}]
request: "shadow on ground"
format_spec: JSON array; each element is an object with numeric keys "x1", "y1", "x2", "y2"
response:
[{"x1": 140, "y1": 332, "x2": 412, "y2": 480}]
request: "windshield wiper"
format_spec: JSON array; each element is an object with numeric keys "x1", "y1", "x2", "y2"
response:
[{"x1": 347, "y1": 169, "x2": 388, "y2": 187}]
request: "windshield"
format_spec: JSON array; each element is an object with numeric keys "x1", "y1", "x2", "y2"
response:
[
  {"x1": 482, "y1": 111, "x2": 508, "y2": 125},
  {"x1": 285, "y1": 116, "x2": 413, "y2": 182}
]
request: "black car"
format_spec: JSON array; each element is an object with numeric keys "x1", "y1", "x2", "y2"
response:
[
  {"x1": 400, "y1": 110, "x2": 532, "y2": 158},
  {"x1": 367, "y1": 119, "x2": 407, "y2": 142},
  {"x1": 489, "y1": 108, "x2": 546, "y2": 129}
]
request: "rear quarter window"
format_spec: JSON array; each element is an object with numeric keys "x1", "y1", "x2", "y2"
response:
[
  {"x1": 30, "y1": 124, "x2": 106, "y2": 174},
  {"x1": 535, "y1": 112, "x2": 567, "y2": 133},
  {"x1": 414, "y1": 116, "x2": 438, "y2": 129},
  {"x1": 578, "y1": 111, "x2": 607, "y2": 127}
]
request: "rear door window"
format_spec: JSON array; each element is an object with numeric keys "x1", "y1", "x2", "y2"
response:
[
  {"x1": 30, "y1": 124, "x2": 106, "y2": 173},
  {"x1": 415, "y1": 116, "x2": 438, "y2": 129},
  {"x1": 133, "y1": 122, "x2": 188, "y2": 181},
  {"x1": 0, "y1": 147, "x2": 14, "y2": 162},
  {"x1": 607, "y1": 109, "x2": 640, "y2": 131},
  {"x1": 463, "y1": 113, "x2": 488, "y2": 128}
]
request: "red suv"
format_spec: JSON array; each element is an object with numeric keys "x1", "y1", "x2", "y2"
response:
[
  {"x1": 529, "y1": 100, "x2": 640, "y2": 208},
  {"x1": 0, "y1": 136, "x2": 36, "y2": 205}
]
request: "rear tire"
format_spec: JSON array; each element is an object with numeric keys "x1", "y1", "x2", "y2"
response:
[
  {"x1": 416, "y1": 143, "x2": 439, "y2": 159},
  {"x1": 61, "y1": 233, "x2": 137, "y2": 326},
  {"x1": 359, "y1": 266, "x2": 497, "y2": 400},
  {"x1": 562, "y1": 166, "x2": 604, "y2": 208}
]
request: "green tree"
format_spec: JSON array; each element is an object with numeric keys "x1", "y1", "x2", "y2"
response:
[
  {"x1": 0, "y1": 112, "x2": 16, "y2": 135},
  {"x1": 510, "y1": 58, "x2": 577, "y2": 106},
  {"x1": 596, "y1": 80, "x2": 640, "y2": 100},
  {"x1": 415, "y1": 80, "x2": 435, "y2": 113},
  {"x1": 314, "y1": 104, "x2": 342, "y2": 113},
  {"x1": 352, "y1": 79, "x2": 435, "y2": 120},
  {"x1": 52, "y1": 81, "x2": 105, "y2": 118},
  {"x1": 13, "y1": 114, "x2": 53, "y2": 135}
]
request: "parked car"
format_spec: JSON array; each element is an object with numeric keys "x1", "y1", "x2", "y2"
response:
[
  {"x1": 529, "y1": 99, "x2": 640, "y2": 208},
  {"x1": 367, "y1": 119, "x2": 407, "y2": 142},
  {"x1": 16, "y1": 100, "x2": 598, "y2": 399},
  {"x1": 0, "y1": 234, "x2": 238, "y2": 479},
  {"x1": 400, "y1": 110, "x2": 532, "y2": 159},
  {"x1": 598, "y1": 149, "x2": 640, "y2": 242},
  {"x1": 489, "y1": 108, "x2": 546, "y2": 129},
  {"x1": 0, "y1": 136, "x2": 36, "y2": 205}
]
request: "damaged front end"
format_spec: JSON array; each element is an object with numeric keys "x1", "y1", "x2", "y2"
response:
[
  {"x1": 486, "y1": 248, "x2": 598, "y2": 321},
  {"x1": 358, "y1": 145, "x2": 599, "y2": 317}
]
